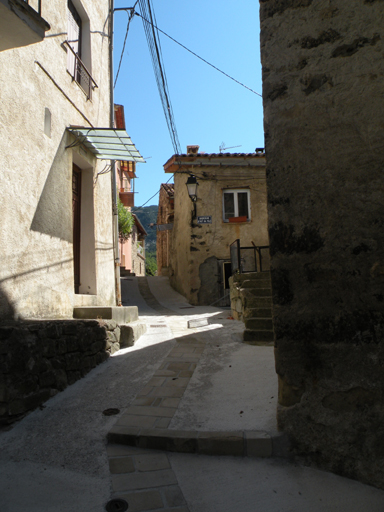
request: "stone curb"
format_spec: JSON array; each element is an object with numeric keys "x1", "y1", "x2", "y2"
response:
[{"x1": 107, "y1": 426, "x2": 290, "y2": 458}]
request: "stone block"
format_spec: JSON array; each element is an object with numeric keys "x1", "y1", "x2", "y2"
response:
[
  {"x1": 245, "y1": 431, "x2": 272, "y2": 457},
  {"x1": 73, "y1": 306, "x2": 139, "y2": 324},
  {"x1": 187, "y1": 318, "x2": 208, "y2": 328},
  {"x1": 115, "y1": 490, "x2": 163, "y2": 512},
  {"x1": 134, "y1": 453, "x2": 170, "y2": 472},
  {"x1": 138, "y1": 429, "x2": 198, "y2": 453},
  {"x1": 124, "y1": 406, "x2": 176, "y2": 418},
  {"x1": 108, "y1": 456, "x2": 135, "y2": 474},
  {"x1": 116, "y1": 414, "x2": 157, "y2": 429},
  {"x1": 112, "y1": 469, "x2": 177, "y2": 492},
  {"x1": 163, "y1": 486, "x2": 186, "y2": 508},
  {"x1": 197, "y1": 432, "x2": 244, "y2": 456}
]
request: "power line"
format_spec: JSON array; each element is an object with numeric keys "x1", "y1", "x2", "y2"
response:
[
  {"x1": 114, "y1": 3, "x2": 139, "y2": 88},
  {"x1": 134, "y1": 11, "x2": 262, "y2": 98},
  {"x1": 138, "y1": 0, "x2": 181, "y2": 155}
]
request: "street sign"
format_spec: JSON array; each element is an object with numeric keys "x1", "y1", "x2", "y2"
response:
[{"x1": 197, "y1": 216, "x2": 212, "y2": 224}]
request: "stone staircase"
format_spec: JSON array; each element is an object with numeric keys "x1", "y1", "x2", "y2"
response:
[{"x1": 229, "y1": 272, "x2": 274, "y2": 345}]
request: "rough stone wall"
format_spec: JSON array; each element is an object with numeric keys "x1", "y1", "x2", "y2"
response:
[
  {"x1": 0, "y1": 319, "x2": 123, "y2": 424},
  {"x1": 0, "y1": 0, "x2": 115, "y2": 321},
  {"x1": 156, "y1": 185, "x2": 174, "y2": 276},
  {"x1": 260, "y1": 0, "x2": 384, "y2": 487}
]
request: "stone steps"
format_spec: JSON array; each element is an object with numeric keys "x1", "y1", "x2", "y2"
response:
[{"x1": 230, "y1": 271, "x2": 275, "y2": 345}]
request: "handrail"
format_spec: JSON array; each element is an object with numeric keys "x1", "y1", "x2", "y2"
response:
[
  {"x1": 64, "y1": 41, "x2": 98, "y2": 100},
  {"x1": 230, "y1": 239, "x2": 270, "y2": 274}
]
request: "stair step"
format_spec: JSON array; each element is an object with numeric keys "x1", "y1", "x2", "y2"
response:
[
  {"x1": 243, "y1": 296, "x2": 272, "y2": 308},
  {"x1": 243, "y1": 308, "x2": 272, "y2": 319},
  {"x1": 245, "y1": 318, "x2": 274, "y2": 330},
  {"x1": 241, "y1": 287, "x2": 272, "y2": 297},
  {"x1": 243, "y1": 329, "x2": 275, "y2": 342},
  {"x1": 233, "y1": 272, "x2": 271, "y2": 284}
]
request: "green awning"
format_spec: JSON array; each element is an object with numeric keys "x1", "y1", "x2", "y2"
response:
[{"x1": 67, "y1": 127, "x2": 145, "y2": 162}]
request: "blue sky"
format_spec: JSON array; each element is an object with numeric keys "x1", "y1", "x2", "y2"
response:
[{"x1": 113, "y1": 0, "x2": 263, "y2": 208}]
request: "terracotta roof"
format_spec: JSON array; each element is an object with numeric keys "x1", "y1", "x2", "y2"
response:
[
  {"x1": 161, "y1": 183, "x2": 174, "y2": 197},
  {"x1": 133, "y1": 214, "x2": 147, "y2": 236},
  {"x1": 163, "y1": 152, "x2": 266, "y2": 173}
]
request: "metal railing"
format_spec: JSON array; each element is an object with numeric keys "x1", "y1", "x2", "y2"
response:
[
  {"x1": 230, "y1": 239, "x2": 270, "y2": 274},
  {"x1": 64, "y1": 41, "x2": 98, "y2": 100},
  {"x1": 24, "y1": 0, "x2": 42, "y2": 16}
]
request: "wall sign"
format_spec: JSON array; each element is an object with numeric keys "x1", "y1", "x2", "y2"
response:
[{"x1": 197, "y1": 216, "x2": 212, "y2": 224}]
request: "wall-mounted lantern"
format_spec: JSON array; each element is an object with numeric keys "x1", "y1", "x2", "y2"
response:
[{"x1": 186, "y1": 175, "x2": 198, "y2": 202}]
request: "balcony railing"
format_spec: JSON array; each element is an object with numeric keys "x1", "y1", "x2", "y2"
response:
[
  {"x1": 24, "y1": 0, "x2": 42, "y2": 16},
  {"x1": 64, "y1": 41, "x2": 98, "y2": 100}
]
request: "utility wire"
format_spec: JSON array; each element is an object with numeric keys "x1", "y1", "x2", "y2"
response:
[
  {"x1": 138, "y1": 0, "x2": 181, "y2": 155},
  {"x1": 132, "y1": 172, "x2": 174, "y2": 212},
  {"x1": 134, "y1": 11, "x2": 262, "y2": 98},
  {"x1": 114, "y1": 1, "x2": 140, "y2": 88}
]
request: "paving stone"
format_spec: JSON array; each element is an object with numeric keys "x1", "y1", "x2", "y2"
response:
[
  {"x1": 137, "y1": 386, "x2": 154, "y2": 397},
  {"x1": 155, "y1": 417, "x2": 171, "y2": 429},
  {"x1": 153, "y1": 369, "x2": 178, "y2": 377},
  {"x1": 164, "y1": 377, "x2": 190, "y2": 388},
  {"x1": 109, "y1": 456, "x2": 135, "y2": 474},
  {"x1": 178, "y1": 371, "x2": 194, "y2": 378},
  {"x1": 106, "y1": 444, "x2": 150, "y2": 457},
  {"x1": 147, "y1": 386, "x2": 185, "y2": 398},
  {"x1": 132, "y1": 397, "x2": 156, "y2": 406},
  {"x1": 245, "y1": 431, "x2": 272, "y2": 457},
  {"x1": 108, "y1": 426, "x2": 140, "y2": 446},
  {"x1": 153, "y1": 397, "x2": 162, "y2": 407},
  {"x1": 114, "y1": 490, "x2": 163, "y2": 512},
  {"x1": 166, "y1": 363, "x2": 191, "y2": 371},
  {"x1": 146, "y1": 376, "x2": 167, "y2": 387},
  {"x1": 124, "y1": 406, "x2": 177, "y2": 418},
  {"x1": 165, "y1": 356, "x2": 201, "y2": 362},
  {"x1": 138, "y1": 429, "x2": 197, "y2": 453},
  {"x1": 197, "y1": 431, "x2": 244, "y2": 456},
  {"x1": 162, "y1": 485, "x2": 187, "y2": 507},
  {"x1": 135, "y1": 453, "x2": 170, "y2": 472},
  {"x1": 116, "y1": 414, "x2": 157, "y2": 429},
  {"x1": 161, "y1": 398, "x2": 181, "y2": 408},
  {"x1": 112, "y1": 470, "x2": 178, "y2": 492}
]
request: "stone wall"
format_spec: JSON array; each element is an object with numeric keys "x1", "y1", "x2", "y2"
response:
[
  {"x1": 260, "y1": 0, "x2": 384, "y2": 487},
  {"x1": 0, "y1": 319, "x2": 136, "y2": 424}
]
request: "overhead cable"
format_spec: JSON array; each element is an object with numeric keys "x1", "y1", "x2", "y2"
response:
[
  {"x1": 138, "y1": 0, "x2": 181, "y2": 155},
  {"x1": 134, "y1": 11, "x2": 262, "y2": 98}
]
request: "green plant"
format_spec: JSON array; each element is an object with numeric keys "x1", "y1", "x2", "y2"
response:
[
  {"x1": 146, "y1": 251, "x2": 157, "y2": 276},
  {"x1": 118, "y1": 199, "x2": 134, "y2": 242}
]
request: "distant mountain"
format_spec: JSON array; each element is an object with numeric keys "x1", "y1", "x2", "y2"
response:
[{"x1": 133, "y1": 205, "x2": 158, "y2": 252}]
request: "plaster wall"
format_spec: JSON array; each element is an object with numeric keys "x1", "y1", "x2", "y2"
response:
[
  {"x1": 260, "y1": 0, "x2": 384, "y2": 487},
  {"x1": 0, "y1": 0, "x2": 115, "y2": 320},
  {"x1": 169, "y1": 164, "x2": 268, "y2": 305}
]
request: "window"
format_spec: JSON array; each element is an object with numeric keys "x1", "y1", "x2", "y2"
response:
[
  {"x1": 66, "y1": 0, "x2": 96, "y2": 99},
  {"x1": 223, "y1": 189, "x2": 251, "y2": 222}
]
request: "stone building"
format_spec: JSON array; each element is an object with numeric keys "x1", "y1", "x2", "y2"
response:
[
  {"x1": 0, "y1": 0, "x2": 144, "y2": 422},
  {"x1": 130, "y1": 215, "x2": 147, "y2": 277},
  {"x1": 259, "y1": 0, "x2": 384, "y2": 488},
  {"x1": 163, "y1": 146, "x2": 269, "y2": 306},
  {"x1": 156, "y1": 183, "x2": 175, "y2": 277},
  {"x1": 0, "y1": 1, "x2": 143, "y2": 321}
]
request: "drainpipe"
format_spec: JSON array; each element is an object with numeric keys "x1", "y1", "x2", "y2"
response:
[{"x1": 109, "y1": 0, "x2": 122, "y2": 306}]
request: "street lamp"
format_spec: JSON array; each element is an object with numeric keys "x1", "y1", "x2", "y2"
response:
[{"x1": 186, "y1": 175, "x2": 198, "y2": 202}]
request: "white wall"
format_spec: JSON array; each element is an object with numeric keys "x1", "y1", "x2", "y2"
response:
[{"x1": 0, "y1": 0, "x2": 115, "y2": 320}]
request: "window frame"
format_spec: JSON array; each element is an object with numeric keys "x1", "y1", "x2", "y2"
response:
[{"x1": 222, "y1": 188, "x2": 251, "y2": 222}]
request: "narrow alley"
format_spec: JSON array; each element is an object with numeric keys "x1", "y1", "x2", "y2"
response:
[{"x1": 1, "y1": 276, "x2": 384, "y2": 512}]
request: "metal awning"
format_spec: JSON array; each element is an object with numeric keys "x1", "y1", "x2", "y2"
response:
[{"x1": 67, "y1": 127, "x2": 145, "y2": 162}]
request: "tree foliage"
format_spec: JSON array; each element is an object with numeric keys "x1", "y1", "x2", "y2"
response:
[
  {"x1": 118, "y1": 199, "x2": 134, "y2": 242},
  {"x1": 146, "y1": 251, "x2": 157, "y2": 276}
]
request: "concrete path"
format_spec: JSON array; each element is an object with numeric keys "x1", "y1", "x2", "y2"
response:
[{"x1": 1, "y1": 276, "x2": 384, "y2": 512}]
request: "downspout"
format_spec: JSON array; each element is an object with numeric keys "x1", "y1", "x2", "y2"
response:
[{"x1": 109, "y1": 0, "x2": 122, "y2": 306}]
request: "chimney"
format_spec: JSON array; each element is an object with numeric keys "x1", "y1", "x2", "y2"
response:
[{"x1": 187, "y1": 145, "x2": 199, "y2": 155}]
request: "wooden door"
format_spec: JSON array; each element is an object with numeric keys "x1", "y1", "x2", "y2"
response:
[{"x1": 72, "y1": 165, "x2": 81, "y2": 294}]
